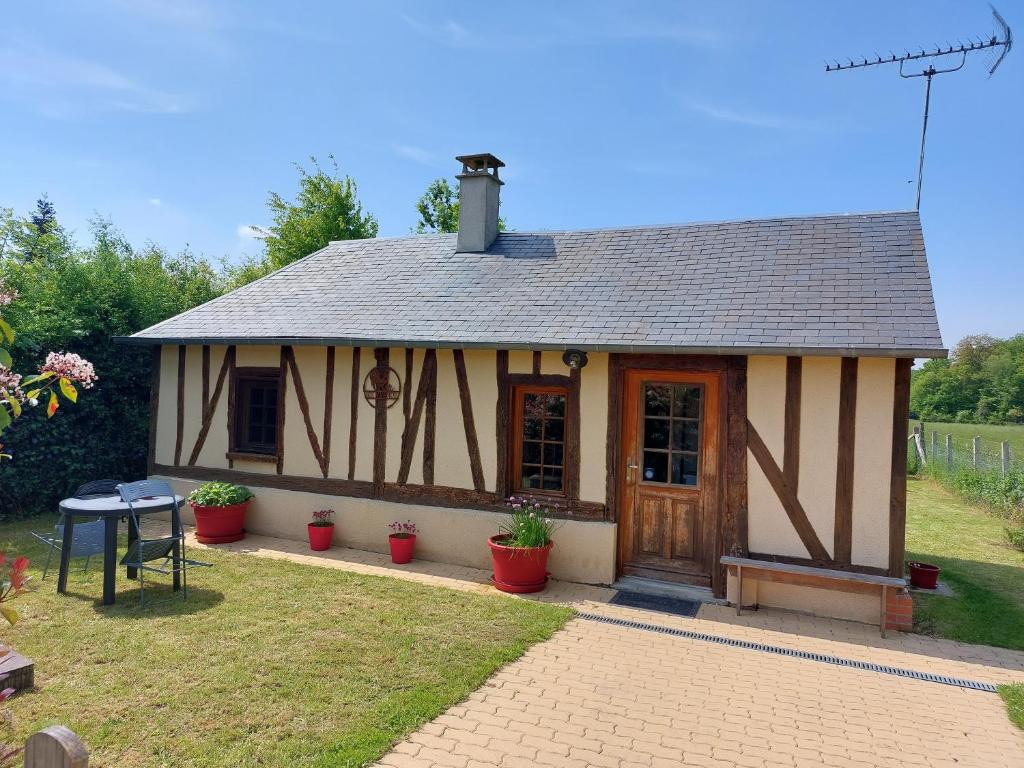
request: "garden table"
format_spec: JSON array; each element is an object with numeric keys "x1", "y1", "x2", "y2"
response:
[{"x1": 56, "y1": 494, "x2": 185, "y2": 606}]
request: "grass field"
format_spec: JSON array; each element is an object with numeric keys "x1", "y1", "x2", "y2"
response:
[
  {"x1": 906, "y1": 479, "x2": 1024, "y2": 650},
  {"x1": 911, "y1": 419, "x2": 1024, "y2": 455},
  {"x1": 0, "y1": 516, "x2": 571, "y2": 767}
]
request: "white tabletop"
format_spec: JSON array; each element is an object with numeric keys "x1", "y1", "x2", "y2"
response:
[{"x1": 58, "y1": 494, "x2": 185, "y2": 516}]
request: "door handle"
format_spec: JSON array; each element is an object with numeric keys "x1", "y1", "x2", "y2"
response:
[{"x1": 626, "y1": 457, "x2": 639, "y2": 482}]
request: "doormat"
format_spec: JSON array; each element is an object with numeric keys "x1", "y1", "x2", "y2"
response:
[{"x1": 609, "y1": 590, "x2": 701, "y2": 617}]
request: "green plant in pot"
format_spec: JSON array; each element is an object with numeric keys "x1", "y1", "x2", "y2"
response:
[
  {"x1": 488, "y1": 496, "x2": 560, "y2": 593},
  {"x1": 188, "y1": 482, "x2": 254, "y2": 544}
]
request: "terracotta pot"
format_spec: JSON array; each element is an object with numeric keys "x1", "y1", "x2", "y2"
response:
[
  {"x1": 908, "y1": 561, "x2": 940, "y2": 589},
  {"x1": 488, "y1": 535, "x2": 552, "y2": 594},
  {"x1": 190, "y1": 501, "x2": 249, "y2": 544},
  {"x1": 307, "y1": 523, "x2": 335, "y2": 551},
  {"x1": 388, "y1": 533, "x2": 416, "y2": 564}
]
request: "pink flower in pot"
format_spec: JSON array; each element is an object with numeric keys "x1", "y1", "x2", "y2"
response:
[
  {"x1": 387, "y1": 520, "x2": 417, "y2": 564},
  {"x1": 489, "y1": 496, "x2": 562, "y2": 593},
  {"x1": 308, "y1": 509, "x2": 335, "y2": 551}
]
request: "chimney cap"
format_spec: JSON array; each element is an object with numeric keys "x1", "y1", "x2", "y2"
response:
[{"x1": 455, "y1": 153, "x2": 505, "y2": 176}]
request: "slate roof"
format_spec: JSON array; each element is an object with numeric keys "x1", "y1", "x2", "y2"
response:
[{"x1": 122, "y1": 210, "x2": 945, "y2": 357}]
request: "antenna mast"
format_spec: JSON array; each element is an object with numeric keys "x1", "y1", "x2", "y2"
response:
[{"x1": 825, "y1": 6, "x2": 1012, "y2": 210}]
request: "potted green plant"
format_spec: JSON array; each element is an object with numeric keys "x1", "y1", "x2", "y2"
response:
[
  {"x1": 187, "y1": 482, "x2": 254, "y2": 544},
  {"x1": 387, "y1": 520, "x2": 417, "y2": 564},
  {"x1": 308, "y1": 509, "x2": 335, "y2": 551},
  {"x1": 488, "y1": 496, "x2": 559, "y2": 593}
]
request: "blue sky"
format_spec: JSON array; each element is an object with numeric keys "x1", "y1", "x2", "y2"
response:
[{"x1": 2, "y1": 1, "x2": 1021, "y2": 349}]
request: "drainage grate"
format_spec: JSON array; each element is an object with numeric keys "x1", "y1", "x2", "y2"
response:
[{"x1": 577, "y1": 612, "x2": 998, "y2": 693}]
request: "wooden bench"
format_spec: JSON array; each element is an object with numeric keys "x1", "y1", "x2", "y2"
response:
[{"x1": 721, "y1": 556, "x2": 908, "y2": 637}]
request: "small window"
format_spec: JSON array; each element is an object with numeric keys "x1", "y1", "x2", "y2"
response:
[
  {"x1": 641, "y1": 382, "x2": 703, "y2": 486},
  {"x1": 512, "y1": 387, "x2": 567, "y2": 494},
  {"x1": 233, "y1": 370, "x2": 280, "y2": 455}
]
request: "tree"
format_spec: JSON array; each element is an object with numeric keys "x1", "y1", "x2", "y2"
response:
[
  {"x1": 261, "y1": 156, "x2": 378, "y2": 272},
  {"x1": 413, "y1": 178, "x2": 508, "y2": 234}
]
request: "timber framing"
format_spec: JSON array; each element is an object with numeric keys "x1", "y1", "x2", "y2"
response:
[
  {"x1": 834, "y1": 357, "x2": 858, "y2": 564},
  {"x1": 372, "y1": 348, "x2": 389, "y2": 495},
  {"x1": 397, "y1": 349, "x2": 436, "y2": 485},
  {"x1": 453, "y1": 349, "x2": 486, "y2": 491},
  {"x1": 888, "y1": 358, "x2": 913, "y2": 577},
  {"x1": 322, "y1": 346, "x2": 335, "y2": 478},
  {"x1": 188, "y1": 345, "x2": 235, "y2": 466},
  {"x1": 783, "y1": 356, "x2": 801, "y2": 489},
  {"x1": 173, "y1": 345, "x2": 186, "y2": 465},
  {"x1": 276, "y1": 348, "x2": 288, "y2": 474},
  {"x1": 284, "y1": 346, "x2": 328, "y2": 477},
  {"x1": 495, "y1": 350, "x2": 510, "y2": 499}
]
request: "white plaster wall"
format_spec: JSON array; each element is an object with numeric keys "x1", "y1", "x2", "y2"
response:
[
  {"x1": 159, "y1": 475, "x2": 617, "y2": 585},
  {"x1": 798, "y1": 357, "x2": 841, "y2": 559},
  {"x1": 852, "y1": 358, "x2": 896, "y2": 569}
]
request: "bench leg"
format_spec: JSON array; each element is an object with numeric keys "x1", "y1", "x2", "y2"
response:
[{"x1": 880, "y1": 586, "x2": 887, "y2": 639}]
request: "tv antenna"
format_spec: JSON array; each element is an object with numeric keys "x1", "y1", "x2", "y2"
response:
[{"x1": 825, "y1": 5, "x2": 1012, "y2": 210}]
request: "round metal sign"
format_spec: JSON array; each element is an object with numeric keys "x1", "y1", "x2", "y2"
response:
[{"x1": 362, "y1": 365, "x2": 401, "y2": 410}]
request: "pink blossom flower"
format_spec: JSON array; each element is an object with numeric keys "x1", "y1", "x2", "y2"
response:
[
  {"x1": 40, "y1": 352, "x2": 98, "y2": 389},
  {"x1": 0, "y1": 367, "x2": 24, "y2": 402},
  {"x1": 0, "y1": 282, "x2": 17, "y2": 308}
]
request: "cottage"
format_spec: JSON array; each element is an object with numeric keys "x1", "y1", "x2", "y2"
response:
[{"x1": 119, "y1": 153, "x2": 945, "y2": 626}]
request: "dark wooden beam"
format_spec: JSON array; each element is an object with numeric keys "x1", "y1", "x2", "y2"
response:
[
  {"x1": 403, "y1": 348, "x2": 413, "y2": 428},
  {"x1": 716, "y1": 355, "x2": 748, "y2": 598},
  {"x1": 423, "y1": 350, "x2": 437, "y2": 486},
  {"x1": 783, "y1": 356, "x2": 802, "y2": 490},
  {"x1": 532, "y1": 351, "x2": 542, "y2": 375},
  {"x1": 605, "y1": 355, "x2": 624, "y2": 524},
  {"x1": 495, "y1": 350, "x2": 510, "y2": 500},
  {"x1": 348, "y1": 347, "x2": 360, "y2": 481},
  {"x1": 173, "y1": 345, "x2": 186, "y2": 466},
  {"x1": 453, "y1": 349, "x2": 486, "y2": 491},
  {"x1": 397, "y1": 349, "x2": 435, "y2": 484},
  {"x1": 322, "y1": 346, "x2": 335, "y2": 478},
  {"x1": 834, "y1": 357, "x2": 858, "y2": 564},
  {"x1": 372, "y1": 348, "x2": 389, "y2": 495},
  {"x1": 888, "y1": 358, "x2": 913, "y2": 577},
  {"x1": 147, "y1": 346, "x2": 161, "y2": 474},
  {"x1": 276, "y1": 347, "x2": 288, "y2": 474},
  {"x1": 565, "y1": 367, "x2": 582, "y2": 507},
  {"x1": 188, "y1": 345, "x2": 235, "y2": 466},
  {"x1": 151, "y1": 462, "x2": 606, "y2": 521},
  {"x1": 747, "y1": 419, "x2": 830, "y2": 562},
  {"x1": 284, "y1": 346, "x2": 327, "y2": 477},
  {"x1": 226, "y1": 347, "x2": 237, "y2": 469}
]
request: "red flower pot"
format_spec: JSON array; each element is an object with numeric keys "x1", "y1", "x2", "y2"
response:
[
  {"x1": 388, "y1": 533, "x2": 416, "y2": 564},
  {"x1": 190, "y1": 501, "x2": 249, "y2": 544},
  {"x1": 908, "y1": 561, "x2": 940, "y2": 589},
  {"x1": 488, "y1": 535, "x2": 553, "y2": 593},
  {"x1": 307, "y1": 523, "x2": 335, "y2": 551}
]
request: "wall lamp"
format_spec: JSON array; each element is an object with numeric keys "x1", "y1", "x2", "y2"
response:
[{"x1": 561, "y1": 349, "x2": 589, "y2": 370}]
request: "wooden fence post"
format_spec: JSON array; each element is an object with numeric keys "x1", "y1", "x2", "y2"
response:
[
  {"x1": 946, "y1": 434, "x2": 953, "y2": 470},
  {"x1": 23, "y1": 726, "x2": 88, "y2": 768},
  {"x1": 973, "y1": 436, "x2": 982, "y2": 470},
  {"x1": 930, "y1": 431, "x2": 938, "y2": 463},
  {"x1": 1002, "y1": 441, "x2": 1011, "y2": 476}
]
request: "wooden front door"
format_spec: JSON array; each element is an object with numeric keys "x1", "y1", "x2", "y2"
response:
[{"x1": 618, "y1": 369, "x2": 721, "y2": 585}]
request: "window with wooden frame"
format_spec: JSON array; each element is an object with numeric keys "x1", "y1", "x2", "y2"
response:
[
  {"x1": 231, "y1": 368, "x2": 281, "y2": 456},
  {"x1": 511, "y1": 386, "x2": 569, "y2": 495}
]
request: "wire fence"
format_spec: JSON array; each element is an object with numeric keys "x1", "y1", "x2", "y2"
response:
[{"x1": 908, "y1": 425, "x2": 1024, "y2": 528}]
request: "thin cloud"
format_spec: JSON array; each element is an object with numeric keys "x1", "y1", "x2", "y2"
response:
[
  {"x1": 0, "y1": 38, "x2": 189, "y2": 115},
  {"x1": 688, "y1": 102, "x2": 809, "y2": 130},
  {"x1": 236, "y1": 224, "x2": 266, "y2": 239},
  {"x1": 392, "y1": 144, "x2": 444, "y2": 168},
  {"x1": 148, "y1": 198, "x2": 163, "y2": 207}
]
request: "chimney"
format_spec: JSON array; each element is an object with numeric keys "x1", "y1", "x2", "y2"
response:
[{"x1": 455, "y1": 153, "x2": 504, "y2": 252}]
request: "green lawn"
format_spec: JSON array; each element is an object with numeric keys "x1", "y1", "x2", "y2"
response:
[
  {"x1": 906, "y1": 478, "x2": 1024, "y2": 651},
  {"x1": 1000, "y1": 684, "x2": 1024, "y2": 730},
  {"x1": 911, "y1": 419, "x2": 1024, "y2": 455},
  {"x1": 0, "y1": 516, "x2": 571, "y2": 767}
]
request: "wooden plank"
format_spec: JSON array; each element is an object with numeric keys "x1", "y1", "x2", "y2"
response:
[
  {"x1": 147, "y1": 346, "x2": 161, "y2": 473},
  {"x1": 745, "y1": 551, "x2": 889, "y2": 577},
  {"x1": 453, "y1": 349, "x2": 486, "y2": 491},
  {"x1": 565, "y1": 367, "x2": 582, "y2": 507},
  {"x1": 495, "y1": 350, "x2": 510, "y2": 500},
  {"x1": 348, "y1": 346, "x2": 360, "y2": 480},
  {"x1": 834, "y1": 357, "x2": 858, "y2": 564},
  {"x1": 783, "y1": 356, "x2": 801, "y2": 490},
  {"x1": 276, "y1": 347, "x2": 288, "y2": 474},
  {"x1": 372, "y1": 348, "x2": 389, "y2": 495},
  {"x1": 397, "y1": 349, "x2": 435, "y2": 484},
  {"x1": 888, "y1": 358, "x2": 912, "y2": 577},
  {"x1": 201, "y1": 345, "x2": 210, "y2": 415},
  {"x1": 723, "y1": 561, "x2": 903, "y2": 593},
  {"x1": 532, "y1": 350, "x2": 542, "y2": 375},
  {"x1": 152, "y1": 462, "x2": 607, "y2": 520},
  {"x1": 423, "y1": 349, "x2": 437, "y2": 485},
  {"x1": 173, "y1": 345, "x2": 186, "y2": 466},
  {"x1": 284, "y1": 346, "x2": 328, "y2": 476},
  {"x1": 322, "y1": 346, "x2": 335, "y2": 478},
  {"x1": 187, "y1": 345, "x2": 235, "y2": 466},
  {"x1": 746, "y1": 420, "x2": 830, "y2": 562}
]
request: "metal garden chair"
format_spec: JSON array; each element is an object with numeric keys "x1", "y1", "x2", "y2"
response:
[
  {"x1": 117, "y1": 480, "x2": 211, "y2": 607},
  {"x1": 31, "y1": 479, "x2": 124, "y2": 579}
]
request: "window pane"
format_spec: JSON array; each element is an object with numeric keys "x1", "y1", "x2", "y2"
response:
[
  {"x1": 545, "y1": 395, "x2": 566, "y2": 418},
  {"x1": 520, "y1": 465, "x2": 542, "y2": 489},
  {"x1": 523, "y1": 393, "x2": 546, "y2": 419},
  {"x1": 644, "y1": 384, "x2": 671, "y2": 416},
  {"x1": 542, "y1": 467, "x2": 563, "y2": 491},
  {"x1": 642, "y1": 451, "x2": 668, "y2": 483},
  {"x1": 543, "y1": 442, "x2": 563, "y2": 467},
  {"x1": 671, "y1": 453, "x2": 699, "y2": 486},
  {"x1": 644, "y1": 418, "x2": 670, "y2": 450},
  {"x1": 523, "y1": 418, "x2": 542, "y2": 440},
  {"x1": 673, "y1": 385, "x2": 702, "y2": 418},
  {"x1": 544, "y1": 417, "x2": 564, "y2": 442},
  {"x1": 671, "y1": 420, "x2": 699, "y2": 452},
  {"x1": 522, "y1": 441, "x2": 542, "y2": 464}
]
